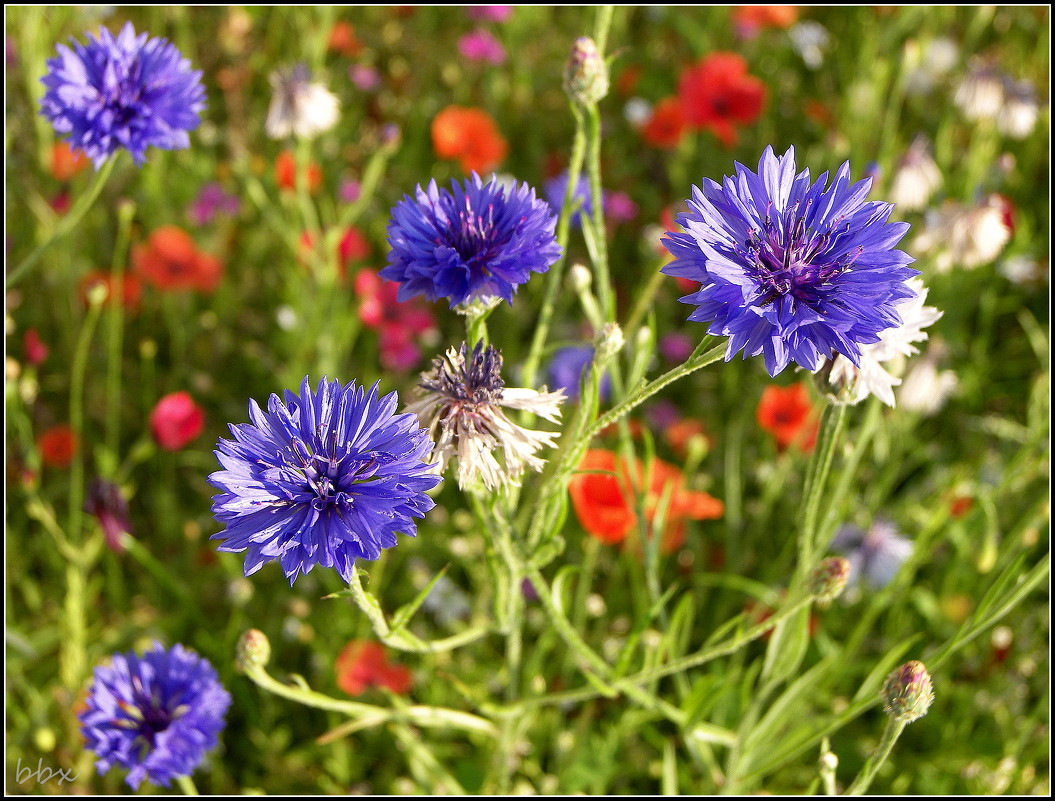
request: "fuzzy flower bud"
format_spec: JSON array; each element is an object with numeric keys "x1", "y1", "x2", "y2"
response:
[
  {"x1": 881, "y1": 660, "x2": 934, "y2": 723},
  {"x1": 809, "y1": 556, "x2": 851, "y2": 603},
  {"x1": 236, "y1": 629, "x2": 271, "y2": 673},
  {"x1": 563, "y1": 36, "x2": 609, "y2": 106},
  {"x1": 568, "y1": 262, "x2": 593, "y2": 293},
  {"x1": 596, "y1": 322, "x2": 625, "y2": 362}
]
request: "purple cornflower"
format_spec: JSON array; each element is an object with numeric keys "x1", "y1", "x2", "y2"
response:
[
  {"x1": 382, "y1": 173, "x2": 561, "y2": 308},
  {"x1": 458, "y1": 28, "x2": 506, "y2": 65},
  {"x1": 40, "y1": 22, "x2": 205, "y2": 168},
  {"x1": 545, "y1": 170, "x2": 593, "y2": 229},
  {"x1": 186, "y1": 183, "x2": 240, "y2": 226},
  {"x1": 209, "y1": 377, "x2": 440, "y2": 584},
  {"x1": 663, "y1": 146, "x2": 918, "y2": 377},
  {"x1": 80, "y1": 643, "x2": 231, "y2": 790},
  {"x1": 830, "y1": 520, "x2": 913, "y2": 590},
  {"x1": 548, "y1": 345, "x2": 610, "y2": 401}
]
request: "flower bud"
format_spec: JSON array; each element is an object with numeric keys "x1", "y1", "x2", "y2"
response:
[
  {"x1": 596, "y1": 322, "x2": 625, "y2": 362},
  {"x1": 568, "y1": 262, "x2": 592, "y2": 292},
  {"x1": 881, "y1": 660, "x2": 934, "y2": 723},
  {"x1": 236, "y1": 629, "x2": 271, "y2": 673},
  {"x1": 809, "y1": 556, "x2": 851, "y2": 603},
  {"x1": 563, "y1": 36, "x2": 609, "y2": 106}
]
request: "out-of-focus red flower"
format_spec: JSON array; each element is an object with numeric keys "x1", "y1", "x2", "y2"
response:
[
  {"x1": 78, "y1": 270, "x2": 143, "y2": 310},
  {"x1": 617, "y1": 64, "x2": 642, "y2": 96},
  {"x1": 50, "y1": 141, "x2": 90, "y2": 181},
  {"x1": 756, "y1": 383, "x2": 818, "y2": 452},
  {"x1": 642, "y1": 97, "x2": 687, "y2": 149},
  {"x1": 275, "y1": 150, "x2": 323, "y2": 193},
  {"x1": 132, "y1": 226, "x2": 223, "y2": 292},
  {"x1": 949, "y1": 495, "x2": 974, "y2": 518},
  {"x1": 747, "y1": 595, "x2": 820, "y2": 641},
  {"x1": 805, "y1": 99, "x2": 835, "y2": 130},
  {"x1": 23, "y1": 328, "x2": 48, "y2": 366},
  {"x1": 664, "y1": 418, "x2": 712, "y2": 457},
  {"x1": 678, "y1": 52, "x2": 766, "y2": 147},
  {"x1": 335, "y1": 641, "x2": 412, "y2": 695},
  {"x1": 84, "y1": 478, "x2": 132, "y2": 553},
  {"x1": 327, "y1": 21, "x2": 362, "y2": 57},
  {"x1": 569, "y1": 449, "x2": 724, "y2": 553},
  {"x1": 38, "y1": 425, "x2": 78, "y2": 468},
  {"x1": 354, "y1": 269, "x2": 436, "y2": 371},
  {"x1": 431, "y1": 106, "x2": 508, "y2": 174},
  {"x1": 732, "y1": 5, "x2": 799, "y2": 38},
  {"x1": 150, "y1": 391, "x2": 205, "y2": 451},
  {"x1": 299, "y1": 226, "x2": 371, "y2": 284},
  {"x1": 51, "y1": 191, "x2": 71, "y2": 215}
]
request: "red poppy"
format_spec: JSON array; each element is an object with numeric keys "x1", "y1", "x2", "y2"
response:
[
  {"x1": 23, "y1": 328, "x2": 48, "y2": 366},
  {"x1": 678, "y1": 52, "x2": 766, "y2": 147},
  {"x1": 431, "y1": 106, "x2": 508, "y2": 174},
  {"x1": 335, "y1": 641, "x2": 412, "y2": 695},
  {"x1": 150, "y1": 391, "x2": 205, "y2": 451},
  {"x1": 275, "y1": 150, "x2": 323, "y2": 193},
  {"x1": 327, "y1": 21, "x2": 362, "y2": 58},
  {"x1": 664, "y1": 418, "x2": 712, "y2": 457},
  {"x1": 568, "y1": 449, "x2": 723, "y2": 553},
  {"x1": 949, "y1": 495, "x2": 974, "y2": 519},
  {"x1": 354, "y1": 269, "x2": 436, "y2": 371},
  {"x1": 642, "y1": 97, "x2": 686, "y2": 149},
  {"x1": 756, "y1": 383, "x2": 818, "y2": 452},
  {"x1": 732, "y1": 5, "x2": 799, "y2": 38},
  {"x1": 78, "y1": 270, "x2": 143, "y2": 310},
  {"x1": 132, "y1": 226, "x2": 223, "y2": 292},
  {"x1": 50, "y1": 141, "x2": 90, "y2": 182},
  {"x1": 38, "y1": 425, "x2": 78, "y2": 468}
]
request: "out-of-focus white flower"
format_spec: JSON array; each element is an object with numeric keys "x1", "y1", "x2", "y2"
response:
[
  {"x1": 914, "y1": 194, "x2": 1013, "y2": 272},
  {"x1": 623, "y1": 97, "x2": 652, "y2": 129},
  {"x1": 405, "y1": 342, "x2": 565, "y2": 491},
  {"x1": 997, "y1": 78, "x2": 1041, "y2": 139},
  {"x1": 889, "y1": 136, "x2": 943, "y2": 212},
  {"x1": 826, "y1": 277, "x2": 943, "y2": 407},
  {"x1": 954, "y1": 60, "x2": 1005, "y2": 120},
  {"x1": 898, "y1": 341, "x2": 959, "y2": 415},
  {"x1": 903, "y1": 37, "x2": 960, "y2": 96},
  {"x1": 789, "y1": 21, "x2": 830, "y2": 70},
  {"x1": 266, "y1": 64, "x2": 340, "y2": 140},
  {"x1": 998, "y1": 254, "x2": 1047, "y2": 286}
]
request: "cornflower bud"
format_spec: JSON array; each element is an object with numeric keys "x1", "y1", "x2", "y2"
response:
[
  {"x1": 563, "y1": 36, "x2": 608, "y2": 106},
  {"x1": 236, "y1": 629, "x2": 272, "y2": 673},
  {"x1": 881, "y1": 660, "x2": 934, "y2": 723},
  {"x1": 809, "y1": 556, "x2": 851, "y2": 604}
]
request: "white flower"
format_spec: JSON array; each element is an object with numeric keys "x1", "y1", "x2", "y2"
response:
[
  {"x1": 827, "y1": 278, "x2": 943, "y2": 407},
  {"x1": 889, "y1": 136, "x2": 943, "y2": 212},
  {"x1": 997, "y1": 79, "x2": 1040, "y2": 139},
  {"x1": 898, "y1": 342, "x2": 959, "y2": 415},
  {"x1": 405, "y1": 343, "x2": 565, "y2": 491},
  {"x1": 913, "y1": 194, "x2": 1012, "y2": 273},
  {"x1": 903, "y1": 37, "x2": 959, "y2": 96},
  {"x1": 265, "y1": 64, "x2": 340, "y2": 140},
  {"x1": 623, "y1": 97, "x2": 652, "y2": 129},
  {"x1": 954, "y1": 60, "x2": 1005, "y2": 120},
  {"x1": 998, "y1": 254, "x2": 1047, "y2": 286},
  {"x1": 789, "y1": 21, "x2": 829, "y2": 70}
]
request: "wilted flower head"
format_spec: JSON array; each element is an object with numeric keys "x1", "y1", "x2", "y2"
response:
[
  {"x1": 826, "y1": 277, "x2": 942, "y2": 407},
  {"x1": 85, "y1": 478, "x2": 133, "y2": 552},
  {"x1": 663, "y1": 146, "x2": 918, "y2": 376},
  {"x1": 914, "y1": 194, "x2": 1012, "y2": 272},
  {"x1": 80, "y1": 642, "x2": 231, "y2": 789},
  {"x1": 265, "y1": 63, "x2": 340, "y2": 140},
  {"x1": 997, "y1": 78, "x2": 1040, "y2": 139},
  {"x1": 888, "y1": 136, "x2": 943, "y2": 212},
  {"x1": 954, "y1": 59, "x2": 1005, "y2": 120},
  {"x1": 209, "y1": 377, "x2": 440, "y2": 584},
  {"x1": 831, "y1": 519, "x2": 912, "y2": 590},
  {"x1": 382, "y1": 173, "x2": 561, "y2": 308},
  {"x1": 40, "y1": 22, "x2": 205, "y2": 167},
  {"x1": 404, "y1": 342, "x2": 565, "y2": 491}
]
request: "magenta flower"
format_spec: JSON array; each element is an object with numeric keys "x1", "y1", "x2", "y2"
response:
[
  {"x1": 467, "y1": 6, "x2": 514, "y2": 23},
  {"x1": 458, "y1": 28, "x2": 506, "y2": 65}
]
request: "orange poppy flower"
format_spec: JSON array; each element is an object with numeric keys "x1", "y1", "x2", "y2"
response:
[
  {"x1": 327, "y1": 21, "x2": 362, "y2": 58},
  {"x1": 678, "y1": 52, "x2": 766, "y2": 148},
  {"x1": 275, "y1": 150, "x2": 323, "y2": 193},
  {"x1": 569, "y1": 449, "x2": 723, "y2": 553},
  {"x1": 335, "y1": 641, "x2": 412, "y2": 695},
  {"x1": 38, "y1": 425, "x2": 78, "y2": 468},
  {"x1": 756, "y1": 383, "x2": 818, "y2": 451},
  {"x1": 132, "y1": 226, "x2": 223, "y2": 292},
  {"x1": 431, "y1": 106, "x2": 508, "y2": 174},
  {"x1": 50, "y1": 141, "x2": 90, "y2": 181},
  {"x1": 642, "y1": 97, "x2": 686, "y2": 149},
  {"x1": 732, "y1": 5, "x2": 799, "y2": 37}
]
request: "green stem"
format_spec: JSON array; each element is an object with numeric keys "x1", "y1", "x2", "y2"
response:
[
  {"x1": 796, "y1": 402, "x2": 848, "y2": 580},
  {"x1": 176, "y1": 774, "x2": 199, "y2": 796},
  {"x1": 845, "y1": 717, "x2": 907, "y2": 795},
  {"x1": 7, "y1": 155, "x2": 119, "y2": 288},
  {"x1": 593, "y1": 5, "x2": 615, "y2": 53},
  {"x1": 105, "y1": 202, "x2": 135, "y2": 462},
  {"x1": 585, "y1": 103, "x2": 612, "y2": 318}
]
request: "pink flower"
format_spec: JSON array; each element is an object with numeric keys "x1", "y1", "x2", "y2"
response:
[
  {"x1": 467, "y1": 6, "x2": 513, "y2": 23},
  {"x1": 603, "y1": 190, "x2": 639, "y2": 223},
  {"x1": 150, "y1": 391, "x2": 205, "y2": 451},
  {"x1": 355, "y1": 269, "x2": 436, "y2": 371},
  {"x1": 348, "y1": 64, "x2": 380, "y2": 91},
  {"x1": 23, "y1": 328, "x2": 48, "y2": 365},
  {"x1": 458, "y1": 28, "x2": 505, "y2": 65}
]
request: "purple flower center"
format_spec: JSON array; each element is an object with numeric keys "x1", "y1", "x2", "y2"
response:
[
  {"x1": 421, "y1": 342, "x2": 505, "y2": 409},
  {"x1": 447, "y1": 200, "x2": 513, "y2": 279},
  {"x1": 285, "y1": 432, "x2": 386, "y2": 510}
]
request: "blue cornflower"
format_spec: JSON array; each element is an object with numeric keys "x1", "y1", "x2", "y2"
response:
[
  {"x1": 381, "y1": 173, "x2": 561, "y2": 308},
  {"x1": 830, "y1": 520, "x2": 913, "y2": 590},
  {"x1": 40, "y1": 22, "x2": 205, "y2": 167},
  {"x1": 548, "y1": 344, "x2": 610, "y2": 401},
  {"x1": 80, "y1": 642, "x2": 231, "y2": 790},
  {"x1": 662, "y1": 146, "x2": 918, "y2": 376},
  {"x1": 209, "y1": 378, "x2": 440, "y2": 584},
  {"x1": 545, "y1": 170, "x2": 593, "y2": 228}
]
